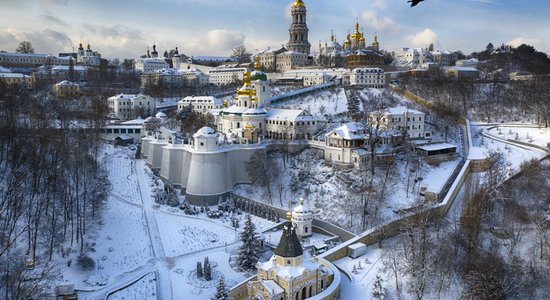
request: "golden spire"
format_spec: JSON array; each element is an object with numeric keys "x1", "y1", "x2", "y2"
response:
[
  {"x1": 360, "y1": 32, "x2": 366, "y2": 43},
  {"x1": 373, "y1": 33, "x2": 380, "y2": 47},
  {"x1": 300, "y1": 198, "x2": 304, "y2": 205},
  {"x1": 223, "y1": 99, "x2": 229, "y2": 108},
  {"x1": 287, "y1": 211, "x2": 292, "y2": 222},
  {"x1": 331, "y1": 29, "x2": 335, "y2": 42},
  {"x1": 292, "y1": 0, "x2": 305, "y2": 7},
  {"x1": 355, "y1": 22, "x2": 360, "y2": 33},
  {"x1": 254, "y1": 56, "x2": 261, "y2": 70}
]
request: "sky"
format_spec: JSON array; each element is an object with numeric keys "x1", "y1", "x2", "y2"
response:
[{"x1": 0, "y1": 0, "x2": 549, "y2": 60}]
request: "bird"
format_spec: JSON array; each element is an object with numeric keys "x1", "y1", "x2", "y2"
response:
[{"x1": 408, "y1": 0, "x2": 424, "y2": 7}]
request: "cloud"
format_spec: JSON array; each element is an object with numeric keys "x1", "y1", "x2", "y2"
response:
[
  {"x1": 40, "y1": 13, "x2": 68, "y2": 27},
  {"x1": 200, "y1": 29, "x2": 246, "y2": 54},
  {"x1": 370, "y1": 0, "x2": 387, "y2": 10},
  {"x1": 4, "y1": 28, "x2": 72, "y2": 54},
  {"x1": 361, "y1": 10, "x2": 398, "y2": 35},
  {"x1": 406, "y1": 28, "x2": 439, "y2": 48},
  {"x1": 507, "y1": 37, "x2": 549, "y2": 54},
  {"x1": 39, "y1": 0, "x2": 69, "y2": 5}
]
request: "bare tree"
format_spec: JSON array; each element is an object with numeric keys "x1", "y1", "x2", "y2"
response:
[
  {"x1": 16, "y1": 41, "x2": 35, "y2": 54},
  {"x1": 231, "y1": 45, "x2": 251, "y2": 64}
]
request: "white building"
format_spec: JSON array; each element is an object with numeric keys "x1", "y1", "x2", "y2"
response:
[
  {"x1": 394, "y1": 48, "x2": 433, "y2": 69},
  {"x1": 193, "y1": 127, "x2": 219, "y2": 152},
  {"x1": 76, "y1": 43, "x2": 101, "y2": 66},
  {"x1": 140, "y1": 68, "x2": 182, "y2": 88},
  {"x1": 430, "y1": 50, "x2": 456, "y2": 67},
  {"x1": 0, "y1": 52, "x2": 74, "y2": 68},
  {"x1": 177, "y1": 96, "x2": 224, "y2": 114},
  {"x1": 291, "y1": 198, "x2": 313, "y2": 238},
  {"x1": 208, "y1": 67, "x2": 247, "y2": 85},
  {"x1": 108, "y1": 94, "x2": 157, "y2": 120},
  {"x1": 180, "y1": 68, "x2": 209, "y2": 86},
  {"x1": 276, "y1": 51, "x2": 309, "y2": 71},
  {"x1": 265, "y1": 109, "x2": 323, "y2": 140},
  {"x1": 343, "y1": 68, "x2": 385, "y2": 88},
  {"x1": 135, "y1": 58, "x2": 169, "y2": 73},
  {"x1": 456, "y1": 58, "x2": 479, "y2": 67},
  {"x1": 377, "y1": 107, "x2": 429, "y2": 140}
]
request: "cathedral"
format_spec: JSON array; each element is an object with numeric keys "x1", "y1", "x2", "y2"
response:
[{"x1": 317, "y1": 22, "x2": 384, "y2": 68}]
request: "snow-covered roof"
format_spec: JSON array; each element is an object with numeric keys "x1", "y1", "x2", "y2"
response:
[
  {"x1": 266, "y1": 109, "x2": 318, "y2": 122},
  {"x1": 447, "y1": 66, "x2": 479, "y2": 72},
  {"x1": 326, "y1": 122, "x2": 366, "y2": 140},
  {"x1": 348, "y1": 243, "x2": 366, "y2": 250},
  {"x1": 109, "y1": 93, "x2": 137, "y2": 100},
  {"x1": 0, "y1": 52, "x2": 49, "y2": 58},
  {"x1": 0, "y1": 73, "x2": 32, "y2": 78},
  {"x1": 55, "y1": 80, "x2": 78, "y2": 86},
  {"x1": 148, "y1": 68, "x2": 181, "y2": 75},
  {"x1": 385, "y1": 106, "x2": 424, "y2": 115},
  {"x1": 0, "y1": 66, "x2": 12, "y2": 73},
  {"x1": 193, "y1": 127, "x2": 217, "y2": 138},
  {"x1": 281, "y1": 51, "x2": 307, "y2": 56},
  {"x1": 258, "y1": 254, "x2": 320, "y2": 279},
  {"x1": 352, "y1": 67, "x2": 384, "y2": 74},
  {"x1": 192, "y1": 56, "x2": 236, "y2": 62},
  {"x1": 51, "y1": 65, "x2": 88, "y2": 71},
  {"x1": 221, "y1": 105, "x2": 249, "y2": 115},
  {"x1": 293, "y1": 198, "x2": 311, "y2": 214},
  {"x1": 121, "y1": 118, "x2": 145, "y2": 125},
  {"x1": 417, "y1": 143, "x2": 456, "y2": 151},
  {"x1": 155, "y1": 112, "x2": 167, "y2": 119},
  {"x1": 260, "y1": 280, "x2": 284, "y2": 295},
  {"x1": 243, "y1": 108, "x2": 267, "y2": 115}
]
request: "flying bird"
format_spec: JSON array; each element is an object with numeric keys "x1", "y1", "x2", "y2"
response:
[{"x1": 408, "y1": 0, "x2": 424, "y2": 7}]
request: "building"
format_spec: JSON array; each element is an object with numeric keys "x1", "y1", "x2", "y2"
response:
[
  {"x1": 247, "y1": 212, "x2": 335, "y2": 300},
  {"x1": 455, "y1": 58, "x2": 479, "y2": 67},
  {"x1": 291, "y1": 199, "x2": 313, "y2": 239},
  {"x1": 177, "y1": 96, "x2": 224, "y2": 114},
  {"x1": 0, "y1": 52, "x2": 73, "y2": 69},
  {"x1": 135, "y1": 44, "x2": 170, "y2": 73},
  {"x1": 76, "y1": 43, "x2": 101, "y2": 66},
  {"x1": 445, "y1": 66, "x2": 480, "y2": 79},
  {"x1": 323, "y1": 122, "x2": 398, "y2": 168},
  {"x1": 430, "y1": 50, "x2": 456, "y2": 67},
  {"x1": 343, "y1": 68, "x2": 385, "y2": 88},
  {"x1": 376, "y1": 106, "x2": 429, "y2": 139},
  {"x1": 265, "y1": 109, "x2": 322, "y2": 140},
  {"x1": 53, "y1": 80, "x2": 80, "y2": 97},
  {"x1": 140, "y1": 68, "x2": 182, "y2": 88},
  {"x1": 208, "y1": 67, "x2": 247, "y2": 85},
  {"x1": 35, "y1": 65, "x2": 89, "y2": 82},
  {"x1": 276, "y1": 51, "x2": 309, "y2": 72},
  {"x1": 287, "y1": 0, "x2": 311, "y2": 55},
  {"x1": 188, "y1": 56, "x2": 237, "y2": 66},
  {"x1": 180, "y1": 68, "x2": 209, "y2": 85},
  {"x1": 253, "y1": 46, "x2": 288, "y2": 72},
  {"x1": 108, "y1": 93, "x2": 156, "y2": 120},
  {"x1": 0, "y1": 72, "x2": 35, "y2": 88},
  {"x1": 394, "y1": 48, "x2": 433, "y2": 69}
]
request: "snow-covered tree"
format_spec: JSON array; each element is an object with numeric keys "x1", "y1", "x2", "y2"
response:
[
  {"x1": 204, "y1": 257, "x2": 212, "y2": 281},
  {"x1": 372, "y1": 275, "x2": 386, "y2": 298},
  {"x1": 236, "y1": 214, "x2": 261, "y2": 272},
  {"x1": 211, "y1": 276, "x2": 230, "y2": 300},
  {"x1": 196, "y1": 261, "x2": 203, "y2": 278}
]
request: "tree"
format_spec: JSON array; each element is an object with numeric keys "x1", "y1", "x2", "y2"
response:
[
  {"x1": 211, "y1": 276, "x2": 230, "y2": 300},
  {"x1": 245, "y1": 150, "x2": 279, "y2": 205},
  {"x1": 196, "y1": 261, "x2": 203, "y2": 278},
  {"x1": 372, "y1": 275, "x2": 386, "y2": 298},
  {"x1": 231, "y1": 45, "x2": 251, "y2": 63},
  {"x1": 16, "y1": 41, "x2": 35, "y2": 54},
  {"x1": 203, "y1": 256, "x2": 212, "y2": 281},
  {"x1": 236, "y1": 214, "x2": 261, "y2": 272}
]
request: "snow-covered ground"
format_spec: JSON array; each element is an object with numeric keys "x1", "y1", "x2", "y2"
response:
[
  {"x1": 271, "y1": 88, "x2": 348, "y2": 117},
  {"x1": 486, "y1": 125, "x2": 550, "y2": 149},
  {"x1": 55, "y1": 144, "x2": 277, "y2": 299}
]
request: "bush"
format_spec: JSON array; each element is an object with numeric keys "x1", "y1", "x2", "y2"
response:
[{"x1": 77, "y1": 256, "x2": 96, "y2": 271}]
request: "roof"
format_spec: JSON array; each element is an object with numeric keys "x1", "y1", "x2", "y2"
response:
[
  {"x1": 0, "y1": 73, "x2": 32, "y2": 78},
  {"x1": 0, "y1": 52, "x2": 49, "y2": 58},
  {"x1": 385, "y1": 106, "x2": 424, "y2": 115},
  {"x1": 192, "y1": 56, "x2": 236, "y2": 62},
  {"x1": 180, "y1": 96, "x2": 223, "y2": 106},
  {"x1": 417, "y1": 143, "x2": 456, "y2": 152},
  {"x1": 55, "y1": 80, "x2": 78, "y2": 86},
  {"x1": 326, "y1": 122, "x2": 366, "y2": 140},
  {"x1": 348, "y1": 243, "x2": 366, "y2": 250},
  {"x1": 447, "y1": 66, "x2": 479, "y2": 72},
  {"x1": 274, "y1": 222, "x2": 303, "y2": 258},
  {"x1": 0, "y1": 66, "x2": 12, "y2": 73},
  {"x1": 51, "y1": 65, "x2": 88, "y2": 71},
  {"x1": 243, "y1": 108, "x2": 267, "y2": 115},
  {"x1": 260, "y1": 280, "x2": 284, "y2": 295},
  {"x1": 266, "y1": 109, "x2": 318, "y2": 122},
  {"x1": 193, "y1": 127, "x2": 217, "y2": 138},
  {"x1": 148, "y1": 68, "x2": 181, "y2": 75}
]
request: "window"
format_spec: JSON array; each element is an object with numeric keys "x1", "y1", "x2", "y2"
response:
[{"x1": 200, "y1": 142, "x2": 204, "y2": 146}]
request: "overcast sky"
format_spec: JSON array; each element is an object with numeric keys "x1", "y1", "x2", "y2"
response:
[{"x1": 0, "y1": 0, "x2": 549, "y2": 59}]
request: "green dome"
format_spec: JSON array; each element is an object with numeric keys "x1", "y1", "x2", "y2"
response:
[{"x1": 250, "y1": 70, "x2": 267, "y2": 81}]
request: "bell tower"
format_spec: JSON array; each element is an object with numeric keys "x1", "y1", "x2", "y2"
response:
[{"x1": 287, "y1": 0, "x2": 311, "y2": 55}]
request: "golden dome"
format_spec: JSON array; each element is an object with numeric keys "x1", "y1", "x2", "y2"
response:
[
  {"x1": 351, "y1": 22, "x2": 362, "y2": 39},
  {"x1": 372, "y1": 34, "x2": 380, "y2": 46},
  {"x1": 360, "y1": 33, "x2": 366, "y2": 42},
  {"x1": 292, "y1": 0, "x2": 305, "y2": 7},
  {"x1": 286, "y1": 211, "x2": 292, "y2": 221},
  {"x1": 253, "y1": 56, "x2": 261, "y2": 70},
  {"x1": 245, "y1": 123, "x2": 254, "y2": 130}
]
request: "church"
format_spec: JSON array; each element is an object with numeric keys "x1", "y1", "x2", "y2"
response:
[
  {"x1": 247, "y1": 204, "x2": 336, "y2": 300},
  {"x1": 214, "y1": 57, "x2": 324, "y2": 143}
]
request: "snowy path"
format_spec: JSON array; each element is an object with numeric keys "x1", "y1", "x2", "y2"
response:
[{"x1": 135, "y1": 160, "x2": 173, "y2": 300}]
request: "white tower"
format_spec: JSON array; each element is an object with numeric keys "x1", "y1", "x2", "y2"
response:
[
  {"x1": 292, "y1": 198, "x2": 313, "y2": 238},
  {"x1": 193, "y1": 127, "x2": 218, "y2": 152}
]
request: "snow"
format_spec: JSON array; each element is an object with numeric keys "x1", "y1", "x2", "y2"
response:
[
  {"x1": 108, "y1": 272, "x2": 157, "y2": 300},
  {"x1": 416, "y1": 142, "x2": 456, "y2": 151},
  {"x1": 271, "y1": 88, "x2": 348, "y2": 117},
  {"x1": 334, "y1": 246, "x2": 384, "y2": 300}
]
